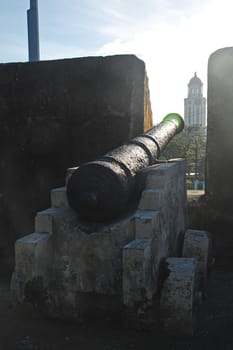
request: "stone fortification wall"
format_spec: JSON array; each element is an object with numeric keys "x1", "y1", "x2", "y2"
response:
[
  {"x1": 206, "y1": 47, "x2": 233, "y2": 211},
  {"x1": 0, "y1": 55, "x2": 152, "y2": 261},
  {"x1": 188, "y1": 47, "x2": 233, "y2": 259}
]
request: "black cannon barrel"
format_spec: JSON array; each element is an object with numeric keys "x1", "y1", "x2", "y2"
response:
[{"x1": 67, "y1": 113, "x2": 184, "y2": 222}]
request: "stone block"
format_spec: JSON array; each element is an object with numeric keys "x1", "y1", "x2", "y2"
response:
[
  {"x1": 135, "y1": 210, "x2": 160, "y2": 239},
  {"x1": 123, "y1": 239, "x2": 154, "y2": 307},
  {"x1": 183, "y1": 229, "x2": 211, "y2": 292},
  {"x1": 137, "y1": 164, "x2": 169, "y2": 191},
  {"x1": 52, "y1": 213, "x2": 136, "y2": 295},
  {"x1": 168, "y1": 158, "x2": 186, "y2": 175},
  {"x1": 151, "y1": 162, "x2": 178, "y2": 178},
  {"x1": 138, "y1": 189, "x2": 162, "y2": 210},
  {"x1": 15, "y1": 232, "x2": 51, "y2": 280},
  {"x1": 50, "y1": 187, "x2": 69, "y2": 208},
  {"x1": 145, "y1": 173, "x2": 169, "y2": 189},
  {"x1": 160, "y1": 257, "x2": 197, "y2": 336},
  {"x1": 138, "y1": 160, "x2": 185, "y2": 195},
  {"x1": 35, "y1": 207, "x2": 66, "y2": 234}
]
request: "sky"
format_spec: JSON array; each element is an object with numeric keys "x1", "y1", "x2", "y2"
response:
[{"x1": 0, "y1": 0, "x2": 233, "y2": 123}]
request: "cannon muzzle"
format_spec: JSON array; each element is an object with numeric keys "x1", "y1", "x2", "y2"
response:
[{"x1": 67, "y1": 113, "x2": 184, "y2": 222}]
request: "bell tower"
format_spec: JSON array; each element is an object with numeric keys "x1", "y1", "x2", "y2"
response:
[{"x1": 184, "y1": 73, "x2": 206, "y2": 128}]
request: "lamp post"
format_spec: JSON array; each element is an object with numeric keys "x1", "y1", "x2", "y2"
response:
[{"x1": 27, "y1": 0, "x2": 40, "y2": 61}]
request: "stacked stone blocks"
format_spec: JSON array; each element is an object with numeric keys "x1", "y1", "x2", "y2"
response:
[
  {"x1": 122, "y1": 160, "x2": 187, "y2": 322},
  {"x1": 11, "y1": 159, "x2": 211, "y2": 334}
]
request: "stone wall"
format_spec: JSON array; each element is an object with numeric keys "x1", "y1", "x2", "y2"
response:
[
  {"x1": 188, "y1": 47, "x2": 233, "y2": 259},
  {"x1": 206, "y1": 47, "x2": 233, "y2": 212},
  {"x1": 0, "y1": 55, "x2": 152, "y2": 262}
]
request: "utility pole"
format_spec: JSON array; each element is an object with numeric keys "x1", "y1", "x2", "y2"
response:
[{"x1": 27, "y1": 0, "x2": 40, "y2": 61}]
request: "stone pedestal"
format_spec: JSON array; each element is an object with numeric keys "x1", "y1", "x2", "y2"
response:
[{"x1": 11, "y1": 159, "x2": 190, "y2": 328}]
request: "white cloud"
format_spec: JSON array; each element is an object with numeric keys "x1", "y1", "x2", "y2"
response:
[
  {"x1": 95, "y1": 0, "x2": 233, "y2": 123},
  {"x1": 2, "y1": 0, "x2": 233, "y2": 124}
]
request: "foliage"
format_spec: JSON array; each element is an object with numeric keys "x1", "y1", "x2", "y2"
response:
[
  {"x1": 160, "y1": 127, "x2": 206, "y2": 180},
  {"x1": 186, "y1": 178, "x2": 193, "y2": 189}
]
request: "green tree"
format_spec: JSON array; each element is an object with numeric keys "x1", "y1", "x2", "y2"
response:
[{"x1": 160, "y1": 127, "x2": 206, "y2": 182}]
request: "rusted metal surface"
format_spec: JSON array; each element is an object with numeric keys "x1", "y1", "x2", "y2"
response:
[{"x1": 67, "y1": 113, "x2": 184, "y2": 222}]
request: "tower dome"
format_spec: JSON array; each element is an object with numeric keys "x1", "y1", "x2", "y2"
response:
[
  {"x1": 188, "y1": 72, "x2": 203, "y2": 87},
  {"x1": 187, "y1": 72, "x2": 203, "y2": 98}
]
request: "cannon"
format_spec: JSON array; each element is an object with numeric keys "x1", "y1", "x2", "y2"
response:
[{"x1": 67, "y1": 113, "x2": 184, "y2": 222}]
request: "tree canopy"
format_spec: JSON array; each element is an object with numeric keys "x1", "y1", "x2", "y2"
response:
[{"x1": 160, "y1": 127, "x2": 206, "y2": 180}]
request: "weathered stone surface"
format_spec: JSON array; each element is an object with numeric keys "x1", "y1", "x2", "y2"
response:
[
  {"x1": 0, "y1": 55, "x2": 152, "y2": 259},
  {"x1": 13, "y1": 208, "x2": 136, "y2": 319},
  {"x1": 206, "y1": 47, "x2": 233, "y2": 211},
  {"x1": 138, "y1": 189, "x2": 162, "y2": 211},
  {"x1": 15, "y1": 232, "x2": 51, "y2": 277},
  {"x1": 123, "y1": 239, "x2": 153, "y2": 306},
  {"x1": 142, "y1": 160, "x2": 186, "y2": 257},
  {"x1": 12, "y1": 159, "x2": 187, "y2": 323},
  {"x1": 135, "y1": 210, "x2": 160, "y2": 239},
  {"x1": 134, "y1": 208, "x2": 162, "y2": 298},
  {"x1": 35, "y1": 207, "x2": 66, "y2": 234},
  {"x1": 123, "y1": 159, "x2": 187, "y2": 318},
  {"x1": 12, "y1": 232, "x2": 52, "y2": 301},
  {"x1": 50, "y1": 187, "x2": 68, "y2": 208},
  {"x1": 183, "y1": 229, "x2": 211, "y2": 293},
  {"x1": 52, "y1": 213, "x2": 135, "y2": 296},
  {"x1": 160, "y1": 257, "x2": 197, "y2": 336}
]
